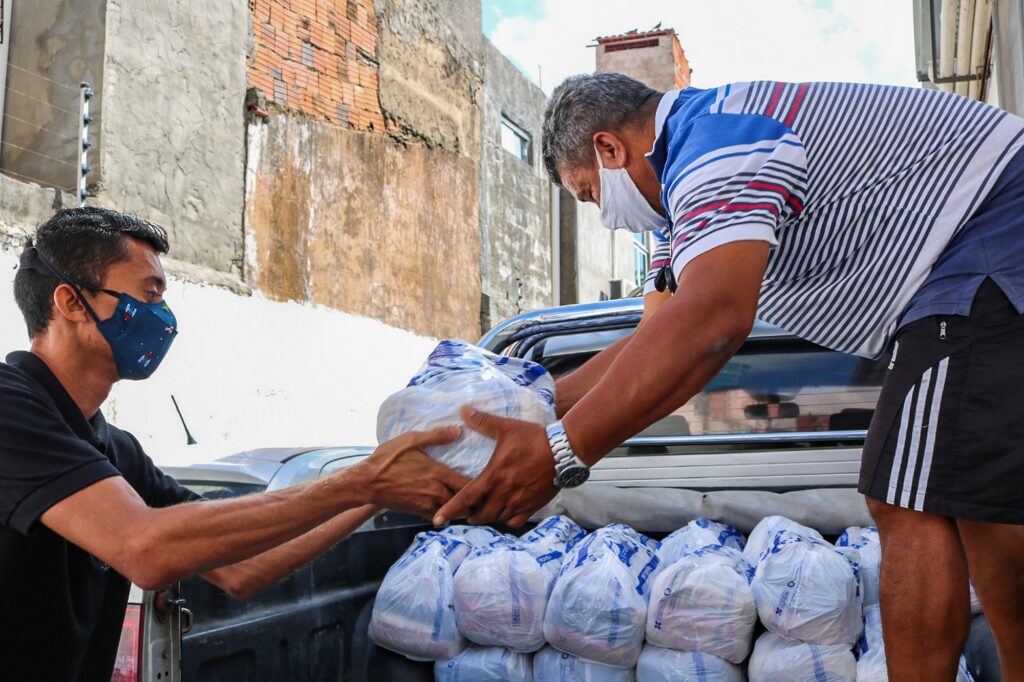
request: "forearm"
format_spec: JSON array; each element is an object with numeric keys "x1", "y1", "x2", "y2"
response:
[
  {"x1": 554, "y1": 335, "x2": 631, "y2": 416},
  {"x1": 132, "y1": 467, "x2": 372, "y2": 588},
  {"x1": 204, "y1": 504, "x2": 380, "y2": 599},
  {"x1": 563, "y1": 288, "x2": 751, "y2": 464}
]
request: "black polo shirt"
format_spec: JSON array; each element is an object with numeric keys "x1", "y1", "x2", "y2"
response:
[{"x1": 0, "y1": 351, "x2": 199, "y2": 681}]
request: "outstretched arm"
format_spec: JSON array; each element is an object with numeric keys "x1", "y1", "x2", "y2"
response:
[
  {"x1": 434, "y1": 241, "x2": 768, "y2": 527},
  {"x1": 42, "y1": 427, "x2": 467, "y2": 591}
]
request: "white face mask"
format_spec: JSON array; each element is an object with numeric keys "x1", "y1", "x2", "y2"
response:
[{"x1": 595, "y1": 145, "x2": 669, "y2": 233}]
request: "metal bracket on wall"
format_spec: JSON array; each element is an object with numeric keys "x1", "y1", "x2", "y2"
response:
[{"x1": 78, "y1": 83, "x2": 93, "y2": 206}]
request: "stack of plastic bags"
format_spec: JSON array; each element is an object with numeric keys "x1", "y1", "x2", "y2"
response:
[
  {"x1": 376, "y1": 339, "x2": 556, "y2": 477},
  {"x1": 544, "y1": 525, "x2": 660, "y2": 668},
  {"x1": 836, "y1": 525, "x2": 881, "y2": 607}
]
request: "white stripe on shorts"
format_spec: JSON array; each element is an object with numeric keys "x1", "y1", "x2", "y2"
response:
[{"x1": 914, "y1": 357, "x2": 950, "y2": 511}]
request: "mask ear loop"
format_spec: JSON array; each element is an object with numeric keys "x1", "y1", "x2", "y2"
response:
[{"x1": 19, "y1": 246, "x2": 105, "y2": 324}]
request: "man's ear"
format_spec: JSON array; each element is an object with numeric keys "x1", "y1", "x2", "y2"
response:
[
  {"x1": 592, "y1": 131, "x2": 629, "y2": 170},
  {"x1": 52, "y1": 283, "x2": 92, "y2": 324}
]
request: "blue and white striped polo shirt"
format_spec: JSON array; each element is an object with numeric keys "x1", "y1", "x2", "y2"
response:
[{"x1": 641, "y1": 82, "x2": 1024, "y2": 358}]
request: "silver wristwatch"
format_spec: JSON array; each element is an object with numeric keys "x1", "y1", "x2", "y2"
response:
[{"x1": 546, "y1": 420, "x2": 590, "y2": 489}]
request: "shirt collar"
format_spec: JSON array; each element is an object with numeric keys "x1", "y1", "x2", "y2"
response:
[{"x1": 5, "y1": 351, "x2": 109, "y2": 448}]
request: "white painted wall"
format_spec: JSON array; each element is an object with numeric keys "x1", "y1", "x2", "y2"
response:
[{"x1": 0, "y1": 246, "x2": 439, "y2": 466}]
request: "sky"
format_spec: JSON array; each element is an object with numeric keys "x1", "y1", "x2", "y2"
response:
[{"x1": 482, "y1": 0, "x2": 919, "y2": 94}]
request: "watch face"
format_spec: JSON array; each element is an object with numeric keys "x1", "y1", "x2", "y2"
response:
[{"x1": 557, "y1": 465, "x2": 590, "y2": 489}]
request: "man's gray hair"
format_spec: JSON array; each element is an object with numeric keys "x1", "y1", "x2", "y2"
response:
[{"x1": 542, "y1": 72, "x2": 660, "y2": 186}]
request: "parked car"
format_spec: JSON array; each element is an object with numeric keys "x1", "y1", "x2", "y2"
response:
[{"x1": 126, "y1": 297, "x2": 1000, "y2": 681}]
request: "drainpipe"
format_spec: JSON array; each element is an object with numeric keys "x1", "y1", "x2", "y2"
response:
[
  {"x1": 939, "y1": 0, "x2": 959, "y2": 92},
  {"x1": 968, "y1": 0, "x2": 992, "y2": 100},
  {"x1": 955, "y1": 0, "x2": 976, "y2": 96}
]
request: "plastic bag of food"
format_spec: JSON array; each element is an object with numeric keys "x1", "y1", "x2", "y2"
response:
[
  {"x1": 743, "y1": 515, "x2": 825, "y2": 567},
  {"x1": 453, "y1": 542, "x2": 549, "y2": 652},
  {"x1": 748, "y1": 631, "x2": 855, "y2": 682},
  {"x1": 377, "y1": 339, "x2": 556, "y2": 477},
  {"x1": 646, "y1": 545, "x2": 756, "y2": 663},
  {"x1": 521, "y1": 515, "x2": 587, "y2": 553},
  {"x1": 533, "y1": 645, "x2": 635, "y2": 682},
  {"x1": 434, "y1": 646, "x2": 532, "y2": 682},
  {"x1": 441, "y1": 524, "x2": 513, "y2": 548},
  {"x1": 544, "y1": 526, "x2": 660, "y2": 668},
  {"x1": 750, "y1": 531, "x2": 862, "y2": 646},
  {"x1": 636, "y1": 645, "x2": 746, "y2": 682},
  {"x1": 369, "y1": 532, "x2": 470, "y2": 660},
  {"x1": 658, "y1": 518, "x2": 746, "y2": 568},
  {"x1": 856, "y1": 604, "x2": 974, "y2": 682},
  {"x1": 836, "y1": 526, "x2": 880, "y2": 607}
]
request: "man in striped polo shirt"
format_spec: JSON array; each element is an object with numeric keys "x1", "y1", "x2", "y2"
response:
[{"x1": 436, "y1": 73, "x2": 1024, "y2": 679}]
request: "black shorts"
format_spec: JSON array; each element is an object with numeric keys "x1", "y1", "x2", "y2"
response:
[{"x1": 859, "y1": 279, "x2": 1024, "y2": 524}]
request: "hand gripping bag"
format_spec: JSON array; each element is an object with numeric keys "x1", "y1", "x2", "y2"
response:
[
  {"x1": 434, "y1": 646, "x2": 532, "y2": 682},
  {"x1": 856, "y1": 604, "x2": 974, "y2": 682},
  {"x1": 750, "y1": 531, "x2": 862, "y2": 646},
  {"x1": 645, "y1": 545, "x2": 756, "y2": 664},
  {"x1": 533, "y1": 645, "x2": 636, "y2": 682},
  {"x1": 369, "y1": 532, "x2": 470, "y2": 660},
  {"x1": 658, "y1": 518, "x2": 746, "y2": 568},
  {"x1": 636, "y1": 645, "x2": 746, "y2": 682},
  {"x1": 377, "y1": 339, "x2": 556, "y2": 477},
  {"x1": 543, "y1": 527, "x2": 660, "y2": 668},
  {"x1": 742, "y1": 515, "x2": 825, "y2": 567},
  {"x1": 836, "y1": 526, "x2": 881, "y2": 608},
  {"x1": 453, "y1": 542, "x2": 550, "y2": 651},
  {"x1": 748, "y1": 632, "x2": 855, "y2": 682}
]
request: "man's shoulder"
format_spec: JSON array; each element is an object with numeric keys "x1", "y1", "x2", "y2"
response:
[{"x1": 0, "y1": 354, "x2": 50, "y2": 404}]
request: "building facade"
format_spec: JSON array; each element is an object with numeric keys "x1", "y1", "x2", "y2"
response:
[{"x1": 0, "y1": 1, "x2": 669, "y2": 456}]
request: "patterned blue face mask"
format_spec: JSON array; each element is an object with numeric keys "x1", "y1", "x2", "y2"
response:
[{"x1": 19, "y1": 246, "x2": 178, "y2": 380}]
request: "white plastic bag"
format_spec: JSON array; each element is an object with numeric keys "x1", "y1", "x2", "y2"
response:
[
  {"x1": 453, "y1": 543, "x2": 550, "y2": 652},
  {"x1": 748, "y1": 631, "x2": 855, "y2": 682},
  {"x1": 969, "y1": 581, "x2": 983, "y2": 615},
  {"x1": 544, "y1": 527, "x2": 660, "y2": 668},
  {"x1": 369, "y1": 532, "x2": 470, "y2": 660},
  {"x1": 743, "y1": 515, "x2": 825, "y2": 567},
  {"x1": 441, "y1": 524, "x2": 513, "y2": 548},
  {"x1": 658, "y1": 518, "x2": 746, "y2": 568},
  {"x1": 377, "y1": 339, "x2": 556, "y2": 477},
  {"x1": 533, "y1": 645, "x2": 636, "y2": 682},
  {"x1": 646, "y1": 545, "x2": 756, "y2": 664},
  {"x1": 856, "y1": 604, "x2": 974, "y2": 682},
  {"x1": 521, "y1": 515, "x2": 587, "y2": 552},
  {"x1": 750, "y1": 531, "x2": 862, "y2": 646},
  {"x1": 836, "y1": 526, "x2": 880, "y2": 607},
  {"x1": 636, "y1": 645, "x2": 746, "y2": 682},
  {"x1": 434, "y1": 646, "x2": 532, "y2": 682}
]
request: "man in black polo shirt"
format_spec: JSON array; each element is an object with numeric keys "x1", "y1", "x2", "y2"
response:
[{"x1": 0, "y1": 207, "x2": 469, "y2": 681}]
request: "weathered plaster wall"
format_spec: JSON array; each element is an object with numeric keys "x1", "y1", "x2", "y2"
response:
[
  {"x1": 244, "y1": 113, "x2": 481, "y2": 340},
  {"x1": 479, "y1": 40, "x2": 552, "y2": 332},
  {"x1": 97, "y1": 0, "x2": 249, "y2": 274},
  {"x1": 1, "y1": 0, "x2": 106, "y2": 192},
  {"x1": 374, "y1": 0, "x2": 483, "y2": 157}
]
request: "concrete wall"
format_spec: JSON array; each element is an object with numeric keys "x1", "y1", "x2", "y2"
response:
[
  {"x1": 558, "y1": 189, "x2": 635, "y2": 304},
  {"x1": 479, "y1": 39, "x2": 553, "y2": 331},
  {"x1": 97, "y1": 0, "x2": 249, "y2": 275},
  {"x1": 1, "y1": 0, "x2": 106, "y2": 192},
  {"x1": 243, "y1": 112, "x2": 481, "y2": 340}
]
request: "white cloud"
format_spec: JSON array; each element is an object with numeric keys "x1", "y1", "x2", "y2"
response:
[{"x1": 488, "y1": 0, "x2": 918, "y2": 94}]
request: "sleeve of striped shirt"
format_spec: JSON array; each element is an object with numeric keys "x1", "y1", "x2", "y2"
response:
[
  {"x1": 662, "y1": 113, "x2": 808, "y2": 279},
  {"x1": 642, "y1": 228, "x2": 672, "y2": 295}
]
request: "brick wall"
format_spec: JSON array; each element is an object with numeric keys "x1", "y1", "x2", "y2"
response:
[{"x1": 247, "y1": 0, "x2": 384, "y2": 131}]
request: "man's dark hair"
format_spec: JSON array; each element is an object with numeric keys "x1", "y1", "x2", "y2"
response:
[
  {"x1": 13, "y1": 207, "x2": 170, "y2": 338},
  {"x1": 542, "y1": 72, "x2": 660, "y2": 186}
]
